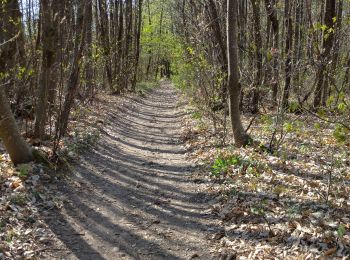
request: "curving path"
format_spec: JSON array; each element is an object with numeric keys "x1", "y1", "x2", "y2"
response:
[{"x1": 44, "y1": 81, "x2": 220, "y2": 260}]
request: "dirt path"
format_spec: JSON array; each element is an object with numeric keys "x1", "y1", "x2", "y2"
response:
[{"x1": 44, "y1": 82, "x2": 220, "y2": 259}]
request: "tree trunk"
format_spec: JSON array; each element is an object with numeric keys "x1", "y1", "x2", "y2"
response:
[
  {"x1": 0, "y1": 0, "x2": 33, "y2": 165},
  {"x1": 57, "y1": 0, "x2": 87, "y2": 137},
  {"x1": 98, "y1": 0, "x2": 113, "y2": 90},
  {"x1": 131, "y1": 0, "x2": 143, "y2": 91},
  {"x1": 293, "y1": 0, "x2": 302, "y2": 90},
  {"x1": 115, "y1": 0, "x2": 124, "y2": 94},
  {"x1": 281, "y1": 0, "x2": 293, "y2": 110},
  {"x1": 123, "y1": 0, "x2": 133, "y2": 89},
  {"x1": 264, "y1": 0, "x2": 279, "y2": 104},
  {"x1": 313, "y1": 0, "x2": 336, "y2": 108},
  {"x1": 250, "y1": 0, "x2": 263, "y2": 114},
  {"x1": 34, "y1": 0, "x2": 58, "y2": 140},
  {"x1": 207, "y1": 0, "x2": 228, "y2": 105},
  {"x1": 0, "y1": 85, "x2": 33, "y2": 165},
  {"x1": 84, "y1": 0, "x2": 94, "y2": 100},
  {"x1": 227, "y1": 0, "x2": 250, "y2": 147}
]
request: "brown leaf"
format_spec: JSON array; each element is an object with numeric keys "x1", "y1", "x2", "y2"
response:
[{"x1": 323, "y1": 247, "x2": 337, "y2": 257}]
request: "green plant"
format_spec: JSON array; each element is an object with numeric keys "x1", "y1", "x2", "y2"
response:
[
  {"x1": 10, "y1": 194, "x2": 27, "y2": 206},
  {"x1": 333, "y1": 124, "x2": 349, "y2": 143},
  {"x1": 272, "y1": 185, "x2": 287, "y2": 197},
  {"x1": 286, "y1": 204, "x2": 302, "y2": 219},
  {"x1": 288, "y1": 101, "x2": 300, "y2": 113},
  {"x1": 251, "y1": 200, "x2": 275, "y2": 235},
  {"x1": 63, "y1": 130, "x2": 101, "y2": 157},
  {"x1": 251, "y1": 203, "x2": 265, "y2": 215},
  {"x1": 191, "y1": 111, "x2": 202, "y2": 120},
  {"x1": 337, "y1": 224, "x2": 346, "y2": 239},
  {"x1": 210, "y1": 155, "x2": 241, "y2": 177},
  {"x1": 210, "y1": 153, "x2": 266, "y2": 177},
  {"x1": 261, "y1": 115, "x2": 273, "y2": 132},
  {"x1": 300, "y1": 144, "x2": 311, "y2": 154},
  {"x1": 17, "y1": 164, "x2": 30, "y2": 179}
]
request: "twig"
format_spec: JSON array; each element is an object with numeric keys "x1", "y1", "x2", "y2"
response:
[
  {"x1": 302, "y1": 106, "x2": 350, "y2": 130},
  {"x1": 0, "y1": 31, "x2": 21, "y2": 48},
  {"x1": 326, "y1": 154, "x2": 334, "y2": 204},
  {"x1": 34, "y1": 247, "x2": 66, "y2": 253},
  {"x1": 245, "y1": 113, "x2": 259, "y2": 133},
  {"x1": 262, "y1": 214, "x2": 275, "y2": 236}
]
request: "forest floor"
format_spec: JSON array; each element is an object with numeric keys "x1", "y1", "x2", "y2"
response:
[
  {"x1": 39, "y1": 81, "x2": 222, "y2": 259},
  {"x1": 1, "y1": 81, "x2": 349, "y2": 259}
]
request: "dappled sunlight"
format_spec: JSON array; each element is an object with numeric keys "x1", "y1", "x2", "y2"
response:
[{"x1": 43, "y1": 83, "x2": 219, "y2": 259}]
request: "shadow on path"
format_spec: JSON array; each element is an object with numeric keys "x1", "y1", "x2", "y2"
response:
[{"x1": 44, "y1": 82, "x2": 219, "y2": 260}]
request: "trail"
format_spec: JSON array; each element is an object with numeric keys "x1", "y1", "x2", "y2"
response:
[{"x1": 44, "y1": 81, "x2": 220, "y2": 260}]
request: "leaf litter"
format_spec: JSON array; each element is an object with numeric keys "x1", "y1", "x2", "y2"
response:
[
  {"x1": 0, "y1": 93, "x2": 114, "y2": 259},
  {"x1": 1, "y1": 91, "x2": 349, "y2": 259},
  {"x1": 181, "y1": 105, "x2": 349, "y2": 259}
]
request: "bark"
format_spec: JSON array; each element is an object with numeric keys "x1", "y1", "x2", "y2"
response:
[
  {"x1": 84, "y1": 0, "x2": 94, "y2": 99},
  {"x1": 207, "y1": 0, "x2": 228, "y2": 104},
  {"x1": 145, "y1": 0, "x2": 153, "y2": 80},
  {"x1": 250, "y1": 0, "x2": 263, "y2": 114},
  {"x1": 34, "y1": 0, "x2": 58, "y2": 140},
  {"x1": 281, "y1": 0, "x2": 293, "y2": 110},
  {"x1": 293, "y1": 0, "x2": 302, "y2": 89},
  {"x1": 207, "y1": 0, "x2": 227, "y2": 67},
  {"x1": 112, "y1": 0, "x2": 119, "y2": 82},
  {"x1": 115, "y1": 0, "x2": 124, "y2": 93},
  {"x1": 132, "y1": 0, "x2": 143, "y2": 91},
  {"x1": 0, "y1": 85, "x2": 33, "y2": 164},
  {"x1": 324, "y1": 0, "x2": 342, "y2": 105},
  {"x1": 313, "y1": 0, "x2": 336, "y2": 108},
  {"x1": 0, "y1": 0, "x2": 33, "y2": 164},
  {"x1": 0, "y1": 0, "x2": 25, "y2": 99},
  {"x1": 123, "y1": 0, "x2": 133, "y2": 89},
  {"x1": 264, "y1": 0, "x2": 279, "y2": 103},
  {"x1": 57, "y1": 0, "x2": 87, "y2": 137},
  {"x1": 98, "y1": 0, "x2": 113, "y2": 90},
  {"x1": 238, "y1": 0, "x2": 248, "y2": 66},
  {"x1": 227, "y1": 0, "x2": 250, "y2": 147}
]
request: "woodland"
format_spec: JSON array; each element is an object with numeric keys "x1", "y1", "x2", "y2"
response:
[{"x1": 0, "y1": 0, "x2": 349, "y2": 259}]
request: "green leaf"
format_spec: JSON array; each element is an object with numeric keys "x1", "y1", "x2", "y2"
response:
[
  {"x1": 289, "y1": 101, "x2": 299, "y2": 113},
  {"x1": 338, "y1": 103, "x2": 346, "y2": 112},
  {"x1": 337, "y1": 224, "x2": 346, "y2": 238},
  {"x1": 283, "y1": 122, "x2": 294, "y2": 133},
  {"x1": 333, "y1": 124, "x2": 349, "y2": 143},
  {"x1": 326, "y1": 95, "x2": 334, "y2": 107},
  {"x1": 314, "y1": 123, "x2": 321, "y2": 130}
]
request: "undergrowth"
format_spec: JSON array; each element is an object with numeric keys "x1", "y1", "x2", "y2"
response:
[{"x1": 210, "y1": 152, "x2": 267, "y2": 178}]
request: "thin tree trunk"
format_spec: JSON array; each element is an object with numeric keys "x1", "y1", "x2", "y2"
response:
[
  {"x1": 34, "y1": 0, "x2": 57, "y2": 140},
  {"x1": 264, "y1": 0, "x2": 279, "y2": 104},
  {"x1": 281, "y1": 0, "x2": 293, "y2": 110},
  {"x1": 293, "y1": 0, "x2": 302, "y2": 90},
  {"x1": 57, "y1": 0, "x2": 87, "y2": 137},
  {"x1": 132, "y1": 0, "x2": 143, "y2": 91},
  {"x1": 124, "y1": 0, "x2": 133, "y2": 89},
  {"x1": 98, "y1": 0, "x2": 113, "y2": 90},
  {"x1": 208, "y1": 0, "x2": 228, "y2": 105},
  {"x1": 115, "y1": 0, "x2": 124, "y2": 93},
  {"x1": 314, "y1": 0, "x2": 336, "y2": 108},
  {"x1": 85, "y1": 0, "x2": 94, "y2": 99},
  {"x1": 227, "y1": 0, "x2": 250, "y2": 147},
  {"x1": 250, "y1": 0, "x2": 263, "y2": 114}
]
